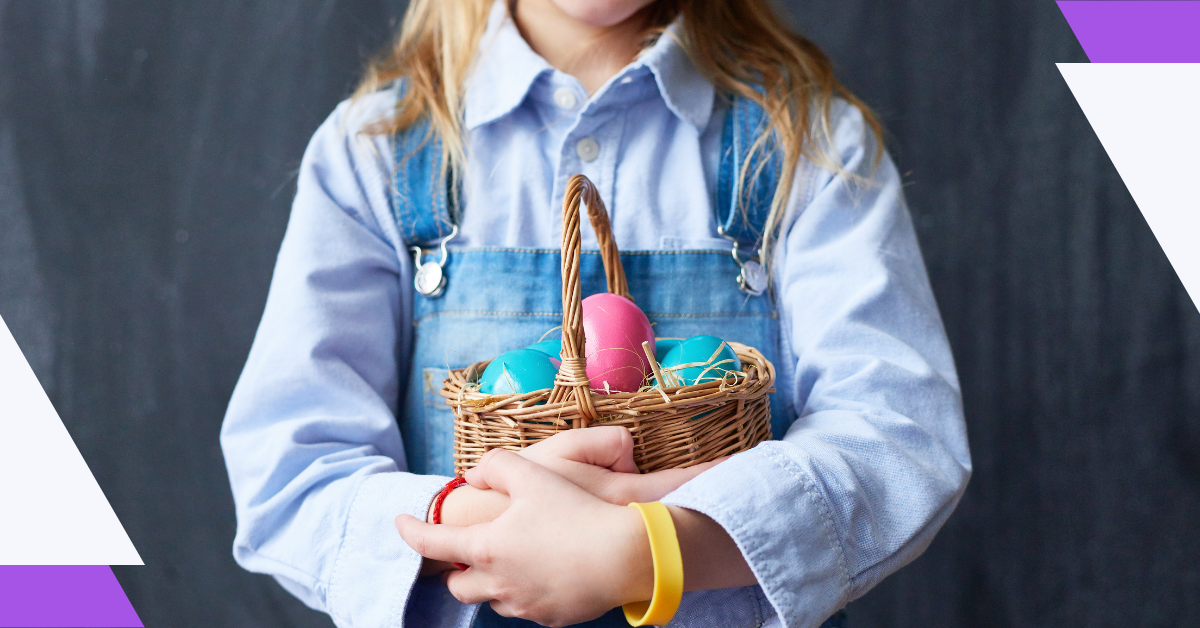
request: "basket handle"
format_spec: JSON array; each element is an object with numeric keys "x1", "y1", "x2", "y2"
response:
[{"x1": 547, "y1": 174, "x2": 629, "y2": 426}]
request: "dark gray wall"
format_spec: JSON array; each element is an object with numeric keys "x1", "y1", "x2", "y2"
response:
[
  {"x1": 782, "y1": 2, "x2": 1200, "y2": 626},
  {"x1": 0, "y1": 1, "x2": 1196, "y2": 627},
  {"x1": 0, "y1": 2, "x2": 405, "y2": 625}
]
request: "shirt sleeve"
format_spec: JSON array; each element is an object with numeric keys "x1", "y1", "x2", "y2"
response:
[
  {"x1": 219, "y1": 96, "x2": 476, "y2": 628},
  {"x1": 662, "y1": 101, "x2": 972, "y2": 627}
]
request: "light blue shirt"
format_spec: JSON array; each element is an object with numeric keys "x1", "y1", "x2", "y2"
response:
[{"x1": 220, "y1": 2, "x2": 971, "y2": 627}]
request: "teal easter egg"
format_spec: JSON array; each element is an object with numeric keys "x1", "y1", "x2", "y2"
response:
[
  {"x1": 659, "y1": 335, "x2": 742, "y2": 386},
  {"x1": 478, "y1": 349, "x2": 560, "y2": 395},
  {"x1": 526, "y1": 339, "x2": 563, "y2": 360},
  {"x1": 654, "y1": 338, "x2": 684, "y2": 363}
]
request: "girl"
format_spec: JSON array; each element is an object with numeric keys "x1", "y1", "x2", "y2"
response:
[{"x1": 221, "y1": 0, "x2": 971, "y2": 626}]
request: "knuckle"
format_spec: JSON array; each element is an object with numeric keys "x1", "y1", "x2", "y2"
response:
[
  {"x1": 485, "y1": 448, "x2": 516, "y2": 468},
  {"x1": 614, "y1": 426, "x2": 634, "y2": 451},
  {"x1": 411, "y1": 531, "x2": 429, "y2": 556},
  {"x1": 598, "y1": 478, "x2": 628, "y2": 503},
  {"x1": 470, "y1": 536, "x2": 497, "y2": 567},
  {"x1": 595, "y1": 426, "x2": 632, "y2": 458}
]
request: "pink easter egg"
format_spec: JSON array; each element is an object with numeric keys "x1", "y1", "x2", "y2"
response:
[{"x1": 581, "y1": 293, "x2": 655, "y2": 393}]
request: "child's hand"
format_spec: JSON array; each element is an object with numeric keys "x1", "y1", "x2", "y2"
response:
[
  {"x1": 519, "y1": 426, "x2": 725, "y2": 505},
  {"x1": 398, "y1": 449, "x2": 654, "y2": 627},
  {"x1": 435, "y1": 427, "x2": 720, "y2": 529},
  {"x1": 421, "y1": 426, "x2": 723, "y2": 576}
]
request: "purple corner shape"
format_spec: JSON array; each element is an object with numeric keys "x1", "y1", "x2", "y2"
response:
[
  {"x1": 0, "y1": 566, "x2": 142, "y2": 628},
  {"x1": 1057, "y1": 1, "x2": 1200, "y2": 62}
]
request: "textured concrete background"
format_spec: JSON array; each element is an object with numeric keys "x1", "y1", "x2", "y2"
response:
[{"x1": 0, "y1": 1, "x2": 1196, "y2": 626}]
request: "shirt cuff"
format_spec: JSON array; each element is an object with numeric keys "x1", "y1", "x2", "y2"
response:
[
  {"x1": 661, "y1": 442, "x2": 850, "y2": 627},
  {"x1": 326, "y1": 472, "x2": 477, "y2": 628}
]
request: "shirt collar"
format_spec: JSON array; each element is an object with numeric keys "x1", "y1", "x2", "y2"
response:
[
  {"x1": 464, "y1": 0, "x2": 714, "y2": 132},
  {"x1": 635, "y1": 21, "x2": 714, "y2": 131}
]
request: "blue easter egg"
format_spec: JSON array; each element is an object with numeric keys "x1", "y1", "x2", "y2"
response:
[
  {"x1": 478, "y1": 349, "x2": 560, "y2": 395},
  {"x1": 654, "y1": 338, "x2": 684, "y2": 363},
  {"x1": 658, "y1": 335, "x2": 742, "y2": 386},
  {"x1": 526, "y1": 339, "x2": 563, "y2": 360}
]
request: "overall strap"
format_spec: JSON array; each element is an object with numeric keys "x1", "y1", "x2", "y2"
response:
[
  {"x1": 716, "y1": 94, "x2": 783, "y2": 254},
  {"x1": 391, "y1": 83, "x2": 458, "y2": 247}
]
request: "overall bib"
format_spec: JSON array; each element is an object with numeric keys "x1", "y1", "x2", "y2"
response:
[{"x1": 391, "y1": 95, "x2": 843, "y2": 628}]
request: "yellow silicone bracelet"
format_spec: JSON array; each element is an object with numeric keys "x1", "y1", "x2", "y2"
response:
[{"x1": 622, "y1": 502, "x2": 683, "y2": 627}]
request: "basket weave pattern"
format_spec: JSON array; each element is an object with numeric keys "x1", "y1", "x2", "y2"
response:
[{"x1": 442, "y1": 175, "x2": 774, "y2": 474}]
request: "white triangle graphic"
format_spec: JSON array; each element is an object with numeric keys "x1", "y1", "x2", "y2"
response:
[
  {"x1": 1058, "y1": 63, "x2": 1200, "y2": 311},
  {"x1": 0, "y1": 313, "x2": 142, "y2": 564}
]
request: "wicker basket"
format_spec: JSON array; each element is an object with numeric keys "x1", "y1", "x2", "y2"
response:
[{"x1": 441, "y1": 174, "x2": 774, "y2": 475}]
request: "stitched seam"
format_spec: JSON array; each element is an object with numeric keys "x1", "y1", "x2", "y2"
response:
[
  {"x1": 407, "y1": 147, "x2": 422, "y2": 244},
  {"x1": 418, "y1": 310, "x2": 560, "y2": 318},
  {"x1": 754, "y1": 585, "x2": 770, "y2": 627},
  {"x1": 429, "y1": 136, "x2": 443, "y2": 240},
  {"x1": 743, "y1": 581, "x2": 768, "y2": 627},
  {"x1": 396, "y1": 150, "x2": 410, "y2": 243},
  {"x1": 394, "y1": 138, "x2": 421, "y2": 247},
  {"x1": 761, "y1": 446, "x2": 852, "y2": 605},
  {"x1": 413, "y1": 310, "x2": 776, "y2": 324},
  {"x1": 646, "y1": 311, "x2": 777, "y2": 319},
  {"x1": 409, "y1": 247, "x2": 738, "y2": 256}
]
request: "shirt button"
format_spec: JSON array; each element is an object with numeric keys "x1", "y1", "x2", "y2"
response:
[
  {"x1": 553, "y1": 87, "x2": 578, "y2": 110},
  {"x1": 576, "y1": 137, "x2": 600, "y2": 162}
]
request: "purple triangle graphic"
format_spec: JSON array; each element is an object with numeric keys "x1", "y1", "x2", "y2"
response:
[
  {"x1": 1057, "y1": 1, "x2": 1200, "y2": 62},
  {"x1": 0, "y1": 566, "x2": 142, "y2": 627}
]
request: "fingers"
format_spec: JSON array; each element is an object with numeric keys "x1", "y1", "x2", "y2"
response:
[
  {"x1": 394, "y1": 514, "x2": 474, "y2": 564},
  {"x1": 520, "y1": 426, "x2": 638, "y2": 474},
  {"x1": 466, "y1": 448, "x2": 567, "y2": 497},
  {"x1": 444, "y1": 568, "x2": 493, "y2": 606},
  {"x1": 619, "y1": 458, "x2": 725, "y2": 503},
  {"x1": 419, "y1": 559, "x2": 458, "y2": 577},
  {"x1": 437, "y1": 485, "x2": 511, "y2": 527}
]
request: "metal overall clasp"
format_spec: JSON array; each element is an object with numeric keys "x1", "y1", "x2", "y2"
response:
[
  {"x1": 411, "y1": 224, "x2": 458, "y2": 298},
  {"x1": 718, "y1": 226, "x2": 767, "y2": 296}
]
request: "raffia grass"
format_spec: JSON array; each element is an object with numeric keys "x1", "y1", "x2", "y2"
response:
[{"x1": 442, "y1": 174, "x2": 774, "y2": 475}]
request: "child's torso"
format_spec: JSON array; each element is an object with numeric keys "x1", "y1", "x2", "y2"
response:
[{"x1": 388, "y1": 10, "x2": 803, "y2": 626}]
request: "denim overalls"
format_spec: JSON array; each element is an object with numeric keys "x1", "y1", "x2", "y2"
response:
[{"x1": 391, "y1": 96, "x2": 843, "y2": 628}]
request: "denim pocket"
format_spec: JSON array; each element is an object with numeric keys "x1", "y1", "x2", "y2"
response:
[{"x1": 421, "y1": 367, "x2": 457, "y2": 477}]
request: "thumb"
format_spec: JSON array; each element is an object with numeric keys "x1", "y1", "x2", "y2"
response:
[{"x1": 393, "y1": 514, "x2": 473, "y2": 564}]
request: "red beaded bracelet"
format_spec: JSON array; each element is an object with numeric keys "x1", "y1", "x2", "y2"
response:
[{"x1": 429, "y1": 476, "x2": 469, "y2": 570}]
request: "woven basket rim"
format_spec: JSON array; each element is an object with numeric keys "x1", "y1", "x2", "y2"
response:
[{"x1": 443, "y1": 340, "x2": 773, "y2": 409}]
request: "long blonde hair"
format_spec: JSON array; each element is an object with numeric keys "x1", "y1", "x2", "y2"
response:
[{"x1": 355, "y1": 0, "x2": 882, "y2": 265}]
